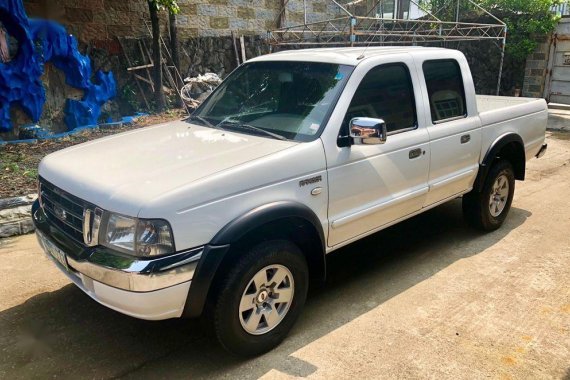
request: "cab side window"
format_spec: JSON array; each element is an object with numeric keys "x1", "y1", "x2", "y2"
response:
[
  {"x1": 342, "y1": 63, "x2": 417, "y2": 135},
  {"x1": 423, "y1": 59, "x2": 467, "y2": 123}
]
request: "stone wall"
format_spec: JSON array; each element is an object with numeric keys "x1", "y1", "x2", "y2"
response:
[
  {"x1": 15, "y1": 0, "x2": 341, "y2": 122},
  {"x1": 180, "y1": 35, "x2": 270, "y2": 78},
  {"x1": 23, "y1": 0, "x2": 341, "y2": 43},
  {"x1": 0, "y1": 195, "x2": 36, "y2": 238},
  {"x1": 23, "y1": 0, "x2": 151, "y2": 50},
  {"x1": 175, "y1": 0, "x2": 340, "y2": 37},
  {"x1": 522, "y1": 35, "x2": 551, "y2": 98},
  {"x1": 15, "y1": 1, "x2": 553, "y2": 128}
]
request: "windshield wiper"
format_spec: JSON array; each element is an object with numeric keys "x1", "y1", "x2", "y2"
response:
[
  {"x1": 189, "y1": 115, "x2": 216, "y2": 129},
  {"x1": 219, "y1": 121, "x2": 287, "y2": 141},
  {"x1": 192, "y1": 115, "x2": 287, "y2": 141}
]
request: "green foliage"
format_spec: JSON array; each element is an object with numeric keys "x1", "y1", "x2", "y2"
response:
[
  {"x1": 23, "y1": 168, "x2": 38, "y2": 179},
  {"x1": 420, "y1": 0, "x2": 564, "y2": 61},
  {"x1": 5, "y1": 162, "x2": 20, "y2": 173},
  {"x1": 481, "y1": 0, "x2": 561, "y2": 61},
  {"x1": 148, "y1": 0, "x2": 179, "y2": 14}
]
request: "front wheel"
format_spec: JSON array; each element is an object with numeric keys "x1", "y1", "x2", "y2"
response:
[
  {"x1": 463, "y1": 159, "x2": 515, "y2": 232},
  {"x1": 213, "y1": 240, "x2": 308, "y2": 356}
]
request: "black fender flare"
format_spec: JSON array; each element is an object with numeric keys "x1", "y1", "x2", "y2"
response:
[
  {"x1": 183, "y1": 201, "x2": 326, "y2": 318},
  {"x1": 474, "y1": 133, "x2": 525, "y2": 193},
  {"x1": 210, "y1": 201, "x2": 326, "y2": 249}
]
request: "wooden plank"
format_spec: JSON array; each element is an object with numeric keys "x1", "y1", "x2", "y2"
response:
[
  {"x1": 133, "y1": 73, "x2": 154, "y2": 86},
  {"x1": 240, "y1": 35, "x2": 246, "y2": 63},
  {"x1": 141, "y1": 39, "x2": 155, "y2": 66},
  {"x1": 127, "y1": 63, "x2": 155, "y2": 71},
  {"x1": 143, "y1": 20, "x2": 189, "y2": 112},
  {"x1": 232, "y1": 31, "x2": 240, "y2": 66},
  {"x1": 138, "y1": 40, "x2": 154, "y2": 92},
  {"x1": 117, "y1": 37, "x2": 150, "y2": 110}
]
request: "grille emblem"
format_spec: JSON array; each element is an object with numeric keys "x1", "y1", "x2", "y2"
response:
[{"x1": 53, "y1": 205, "x2": 67, "y2": 221}]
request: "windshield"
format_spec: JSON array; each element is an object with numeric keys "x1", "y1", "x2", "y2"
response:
[{"x1": 191, "y1": 61, "x2": 353, "y2": 142}]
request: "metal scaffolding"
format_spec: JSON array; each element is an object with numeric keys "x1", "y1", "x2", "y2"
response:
[{"x1": 268, "y1": 0, "x2": 507, "y2": 94}]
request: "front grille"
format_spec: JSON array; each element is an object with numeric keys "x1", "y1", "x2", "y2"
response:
[{"x1": 39, "y1": 178, "x2": 88, "y2": 244}]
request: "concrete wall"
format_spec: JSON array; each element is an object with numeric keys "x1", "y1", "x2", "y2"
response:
[
  {"x1": 522, "y1": 34, "x2": 551, "y2": 98},
  {"x1": 540, "y1": 18, "x2": 570, "y2": 104}
]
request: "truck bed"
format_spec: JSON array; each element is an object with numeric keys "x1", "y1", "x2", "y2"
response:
[
  {"x1": 476, "y1": 95, "x2": 548, "y2": 161},
  {"x1": 476, "y1": 95, "x2": 546, "y2": 124}
]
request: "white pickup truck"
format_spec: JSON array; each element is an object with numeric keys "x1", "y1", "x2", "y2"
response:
[{"x1": 33, "y1": 47, "x2": 548, "y2": 356}]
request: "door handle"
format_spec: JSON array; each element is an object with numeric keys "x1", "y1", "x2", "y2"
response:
[
  {"x1": 461, "y1": 134, "x2": 471, "y2": 144},
  {"x1": 409, "y1": 148, "x2": 423, "y2": 159}
]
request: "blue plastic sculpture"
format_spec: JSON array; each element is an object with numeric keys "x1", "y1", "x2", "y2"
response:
[{"x1": 0, "y1": 0, "x2": 116, "y2": 132}]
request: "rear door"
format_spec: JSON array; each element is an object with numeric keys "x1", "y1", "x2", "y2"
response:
[{"x1": 416, "y1": 57, "x2": 482, "y2": 206}]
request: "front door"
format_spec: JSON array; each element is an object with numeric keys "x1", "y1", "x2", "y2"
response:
[{"x1": 326, "y1": 59, "x2": 430, "y2": 247}]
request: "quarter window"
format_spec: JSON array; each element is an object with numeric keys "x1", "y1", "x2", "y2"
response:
[
  {"x1": 423, "y1": 59, "x2": 467, "y2": 123},
  {"x1": 342, "y1": 63, "x2": 417, "y2": 135}
]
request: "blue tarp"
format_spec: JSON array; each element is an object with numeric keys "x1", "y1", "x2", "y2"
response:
[
  {"x1": 0, "y1": 0, "x2": 116, "y2": 132},
  {"x1": 0, "y1": 113, "x2": 148, "y2": 145}
]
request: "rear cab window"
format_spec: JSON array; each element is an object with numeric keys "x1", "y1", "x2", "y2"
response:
[{"x1": 422, "y1": 59, "x2": 467, "y2": 123}]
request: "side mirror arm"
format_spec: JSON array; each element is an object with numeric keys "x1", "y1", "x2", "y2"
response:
[{"x1": 337, "y1": 135, "x2": 353, "y2": 147}]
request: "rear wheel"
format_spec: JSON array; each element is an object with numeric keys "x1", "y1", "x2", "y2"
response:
[
  {"x1": 463, "y1": 159, "x2": 515, "y2": 232},
  {"x1": 213, "y1": 240, "x2": 308, "y2": 356}
]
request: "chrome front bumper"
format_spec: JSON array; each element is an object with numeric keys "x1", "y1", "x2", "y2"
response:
[
  {"x1": 33, "y1": 202, "x2": 203, "y2": 320},
  {"x1": 35, "y1": 227, "x2": 203, "y2": 293},
  {"x1": 64, "y1": 244, "x2": 203, "y2": 292}
]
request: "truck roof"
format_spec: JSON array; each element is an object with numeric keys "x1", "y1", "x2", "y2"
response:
[{"x1": 250, "y1": 46, "x2": 451, "y2": 66}]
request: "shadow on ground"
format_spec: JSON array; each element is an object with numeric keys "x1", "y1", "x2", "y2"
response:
[{"x1": 0, "y1": 200, "x2": 531, "y2": 379}]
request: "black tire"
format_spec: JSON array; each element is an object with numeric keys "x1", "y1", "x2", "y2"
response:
[
  {"x1": 463, "y1": 159, "x2": 515, "y2": 232},
  {"x1": 213, "y1": 240, "x2": 308, "y2": 357}
]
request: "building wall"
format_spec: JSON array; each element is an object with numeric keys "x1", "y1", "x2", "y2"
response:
[
  {"x1": 23, "y1": 0, "x2": 151, "y2": 46},
  {"x1": 175, "y1": 0, "x2": 340, "y2": 38},
  {"x1": 22, "y1": 0, "x2": 341, "y2": 44}
]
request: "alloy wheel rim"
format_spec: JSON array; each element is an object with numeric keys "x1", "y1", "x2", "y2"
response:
[
  {"x1": 238, "y1": 264, "x2": 294, "y2": 335},
  {"x1": 489, "y1": 174, "x2": 509, "y2": 217}
]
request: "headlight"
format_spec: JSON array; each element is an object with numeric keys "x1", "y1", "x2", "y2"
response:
[{"x1": 102, "y1": 213, "x2": 175, "y2": 257}]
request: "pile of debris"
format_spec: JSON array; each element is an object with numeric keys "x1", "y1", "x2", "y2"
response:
[{"x1": 180, "y1": 73, "x2": 222, "y2": 109}]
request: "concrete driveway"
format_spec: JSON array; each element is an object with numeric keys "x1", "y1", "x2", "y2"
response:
[{"x1": 1, "y1": 133, "x2": 569, "y2": 380}]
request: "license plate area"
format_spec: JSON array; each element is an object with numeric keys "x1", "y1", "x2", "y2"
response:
[{"x1": 37, "y1": 231, "x2": 69, "y2": 270}]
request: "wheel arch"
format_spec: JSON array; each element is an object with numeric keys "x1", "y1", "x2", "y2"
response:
[
  {"x1": 210, "y1": 201, "x2": 325, "y2": 248},
  {"x1": 474, "y1": 133, "x2": 525, "y2": 192},
  {"x1": 183, "y1": 201, "x2": 326, "y2": 318}
]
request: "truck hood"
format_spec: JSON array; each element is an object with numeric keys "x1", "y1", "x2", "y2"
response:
[{"x1": 39, "y1": 120, "x2": 298, "y2": 216}]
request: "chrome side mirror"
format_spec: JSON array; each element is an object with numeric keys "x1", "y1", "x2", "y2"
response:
[{"x1": 350, "y1": 117, "x2": 387, "y2": 145}]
